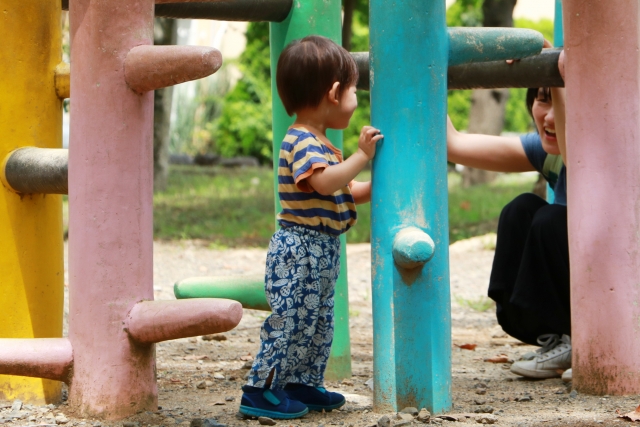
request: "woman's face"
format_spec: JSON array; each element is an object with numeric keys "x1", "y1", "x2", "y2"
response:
[{"x1": 532, "y1": 88, "x2": 561, "y2": 155}]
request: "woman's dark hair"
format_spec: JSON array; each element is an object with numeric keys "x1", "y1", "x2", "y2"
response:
[
  {"x1": 276, "y1": 35, "x2": 359, "y2": 116},
  {"x1": 525, "y1": 87, "x2": 552, "y2": 119}
]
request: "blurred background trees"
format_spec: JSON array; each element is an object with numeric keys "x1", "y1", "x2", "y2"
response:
[{"x1": 164, "y1": 0, "x2": 554, "y2": 166}]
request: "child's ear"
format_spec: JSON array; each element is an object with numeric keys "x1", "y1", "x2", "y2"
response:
[{"x1": 327, "y1": 82, "x2": 341, "y2": 105}]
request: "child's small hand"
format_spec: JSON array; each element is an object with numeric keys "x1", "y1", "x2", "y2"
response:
[{"x1": 358, "y1": 126, "x2": 383, "y2": 160}]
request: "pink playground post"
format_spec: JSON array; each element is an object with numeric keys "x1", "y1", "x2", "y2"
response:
[
  {"x1": 565, "y1": 0, "x2": 640, "y2": 394},
  {"x1": 0, "y1": 0, "x2": 242, "y2": 419}
]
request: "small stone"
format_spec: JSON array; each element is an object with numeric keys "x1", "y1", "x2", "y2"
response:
[
  {"x1": 92, "y1": 423, "x2": 102, "y2": 427},
  {"x1": 190, "y1": 420, "x2": 204, "y2": 427},
  {"x1": 476, "y1": 415, "x2": 498, "y2": 424},
  {"x1": 475, "y1": 388, "x2": 487, "y2": 395},
  {"x1": 516, "y1": 395, "x2": 532, "y2": 402},
  {"x1": 417, "y1": 408, "x2": 431, "y2": 422},
  {"x1": 400, "y1": 407, "x2": 419, "y2": 416},
  {"x1": 242, "y1": 360, "x2": 253, "y2": 369},
  {"x1": 377, "y1": 415, "x2": 391, "y2": 427},
  {"x1": 189, "y1": 337, "x2": 198, "y2": 343},
  {"x1": 395, "y1": 422, "x2": 411, "y2": 427},
  {"x1": 10, "y1": 400, "x2": 22, "y2": 412},
  {"x1": 213, "y1": 373, "x2": 225, "y2": 380},
  {"x1": 569, "y1": 390, "x2": 578, "y2": 399},
  {"x1": 247, "y1": 338, "x2": 255, "y2": 343},
  {"x1": 224, "y1": 396, "x2": 235, "y2": 402},
  {"x1": 202, "y1": 334, "x2": 227, "y2": 341},
  {"x1": 258, "y1": 416, "x2": 277, "y2": 426},
  {"x1": 341, "y1": 379, "x2": 354, "y2": 386},
  {"x1": 122, "y1": 423, "x2": 139, "y2": 427},
  {"x1": 196, "y1": 381, "x2": 207, "y2": 389},
  {"x1": 474, "y1": 405, "x2": 494, "y2": 414},
  {"x1": 474, "y1": 399, "x2": 486, "y2": 405},
  {"x1": 365, "y1": 378, "x2": 374, "y2": 391},
  {"x1": 397, "y1": 413, "x2": 413, "y2": 422},
  {"x1": 56, "y1": 414, "x2": 70, "y2": 424}
]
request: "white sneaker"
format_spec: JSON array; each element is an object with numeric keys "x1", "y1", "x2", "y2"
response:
[
  {"x1": 511, "y1": 334, "x2": 571, "y2": 379},
  {"x1": 519, "y1": 334, "x2": 564, "y2": 361},
  {"x1": 561, "y1": 368, "x2": 572, "y2": 383}
]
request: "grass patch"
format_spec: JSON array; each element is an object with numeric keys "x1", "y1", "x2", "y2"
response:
[
  {"x1": 62, "y1": 166, "x2": 537, "y2": 248},
  {"x1": 455, "y1": 295, "x2": 496, "y2": 312},
  {"x1": 153, "y1": 165, "x2": 276, "y2": 247}
]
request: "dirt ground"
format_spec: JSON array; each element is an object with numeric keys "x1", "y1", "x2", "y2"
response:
[{"x1": 2, "y1": 235, "x2": 640, "y2": 427}]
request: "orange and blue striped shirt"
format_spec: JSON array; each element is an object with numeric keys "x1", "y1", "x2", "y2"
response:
[{"x1": 276, "y1": 127, "x2": 357, "y2": 236}]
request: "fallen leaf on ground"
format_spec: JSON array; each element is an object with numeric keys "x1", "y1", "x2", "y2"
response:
[
  {"x1": 484, "y1": 354, "x2": 511, "y2": 363},
  {"x1": 460, "y1": 201, "x2": 471, "y2": 211},
  {"x1": 202, "y1": 334, "x2": 227, "y2": 341},
  {"x1": 170, "y1": 378, "x2": 181, "y2": 383},
  {"x1": 455, "y1": 343, "x2": 477, "y2": 351},
  {"x1": 184, "y1": 355, "x2": 209, "y2": 361},
  {"x1": 618, "y1": 404, "x2": 640, "y2": 422}
]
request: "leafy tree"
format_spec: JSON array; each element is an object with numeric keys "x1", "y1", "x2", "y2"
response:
[
  {"x1": 214, "y1": 22, "x2": 273, "y2": 163},
  {"x1": 447, "y1": 1, "x2": 556, "y2": 135}
]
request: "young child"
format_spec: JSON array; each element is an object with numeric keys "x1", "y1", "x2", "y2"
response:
[{"x1": 239, "y1": 35, "x2": 383, "y2": 420}]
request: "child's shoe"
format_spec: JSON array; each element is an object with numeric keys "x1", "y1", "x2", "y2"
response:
[
  {"x1": 284, "y1": 384, "x2": 346, "y2": 411},
  {"x1": 239, "y1": 385, "x2": 309, "y2": 419}
]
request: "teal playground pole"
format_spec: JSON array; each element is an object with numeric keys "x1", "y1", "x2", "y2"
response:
[
  {"x1": 554, "y1": 0, "x2": 564, "y2": 47},
  {"x1": 547, "y1": 0, "x2": 563, "y2": 203},
  {"x1": 269, "y1": 0, "x2": 352, "y2": 381},
  {"x1": 369, "y1": 0, "x2": 452, "y2": 413}
]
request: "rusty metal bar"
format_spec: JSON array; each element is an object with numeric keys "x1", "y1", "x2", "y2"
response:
[
  {"x1": 62, "y1": 0, "x2": 292, "y2": 22},
  {"x1": 354, "y1": 48, "x2": 564, "y2": 91},
  {"x1": 2, "y1": 148, "x2": 68, "y2": 195}
]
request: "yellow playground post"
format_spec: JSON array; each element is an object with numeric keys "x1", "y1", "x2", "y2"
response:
[{"x1": 0, "y1": 1, "x2": 65, "y2": 403}]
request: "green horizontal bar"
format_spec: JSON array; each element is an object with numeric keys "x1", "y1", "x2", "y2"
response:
[
  {"x1": 448, "y1": 27, "x2": 543, "y2": 66},
  {"x1": 174, "y1": 275, "x2": 270, "y2": 311}
]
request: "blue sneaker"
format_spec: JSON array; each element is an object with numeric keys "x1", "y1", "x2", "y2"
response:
[
  {"x1": 284, "y1": 384, "x2": 346, "y2": 412},
  {"x1": 239, "y1": 385, "x2": 309, "y2": 419}
]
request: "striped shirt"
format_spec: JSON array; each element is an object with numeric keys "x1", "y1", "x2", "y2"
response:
[{"x1": 277, "y1": 127, "x2": 357, "y2": 235}]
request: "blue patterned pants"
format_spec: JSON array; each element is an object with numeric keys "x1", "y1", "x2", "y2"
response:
[{"x1": 246, "y1": 226, "x2": 341, "y2": 390}]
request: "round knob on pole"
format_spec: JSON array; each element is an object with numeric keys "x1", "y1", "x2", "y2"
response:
[{"x1": 392, "y1": 227, "x2": 436, "y2": 269}]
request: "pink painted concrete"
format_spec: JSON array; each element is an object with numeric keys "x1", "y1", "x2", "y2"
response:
[
  {"x1": 68, "y1": 0, "x2": 156, "y2": 418},
  {"x1": 564, "y1": 0, "x2": 640, "y2": 395},
  {"x1": 124, "y1": 45, "x2": 222, "y2": 94},
  {"x1": 126, "y1": 299, "x2": 242, "y2": 344},
  {"x1": 0, "y1": 339, "x2": 72, "y2": 382}
]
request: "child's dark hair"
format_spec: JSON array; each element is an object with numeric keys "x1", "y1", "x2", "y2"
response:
[
  {"x1": 525, "y1": 87, "x2": 552, "y2": 119},
  {"x1": 276, "y1": 35, "x2": 359, "y2": 116}
]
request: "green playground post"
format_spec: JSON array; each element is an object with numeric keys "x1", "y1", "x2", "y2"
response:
[{"x1": 269, "y1": 0, "x2": 352, "y2": 380}]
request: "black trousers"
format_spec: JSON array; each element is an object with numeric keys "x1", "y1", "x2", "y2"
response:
[{"x1": 488, "y1": 193, "x2": 571, "y2": 346}]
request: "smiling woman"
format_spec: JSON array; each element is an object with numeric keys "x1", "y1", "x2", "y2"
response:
[{"x1": 446, "y1": 49, "x2": 572, "y2": 380}]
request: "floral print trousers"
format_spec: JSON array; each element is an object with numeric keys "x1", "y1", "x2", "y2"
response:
[{"x1": 246, "y1": 226, "x2": 341, "y2": 390}]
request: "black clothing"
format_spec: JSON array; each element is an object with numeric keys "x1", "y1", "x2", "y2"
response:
[{"x1": 488, "y1": 193, "x2": 571, "y2": 346}]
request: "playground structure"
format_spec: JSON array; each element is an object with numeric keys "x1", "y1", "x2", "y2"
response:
[{"x1": 1, "y1": 0, "x2": 639, "y2": 421}]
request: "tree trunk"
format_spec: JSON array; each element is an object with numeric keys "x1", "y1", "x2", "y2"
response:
[
  {"x1": 342, "y1": 0, "x2": 356, "y2": 51},
  {"x1": 461, "y1": 0, "x2": 517, "y2": 187},
  {"x1": 153, "y1": 18, "x2": 177, "y2": 193}
]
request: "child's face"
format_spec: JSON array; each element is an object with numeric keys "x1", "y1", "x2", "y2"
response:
[
  {"x1": 330, "y1": 84, "x2": 358, "y2": 129},
  {"x1": 532, "y1": 88, "x2": 559, "y2": 155}
]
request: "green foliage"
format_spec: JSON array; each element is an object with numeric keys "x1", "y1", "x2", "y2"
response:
[
  {"x1": 446, "y1": 1, "x2": 557, "y2": 134},
  {"x1": 214, "y1": 22, "x2": 273, "y2": 163},
  {"x1": 170, "y1": 76, "x2": 228, "y2": 155},
  {"x1": 446, "y1": 0, "x2": 483, "y2": 27}
]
